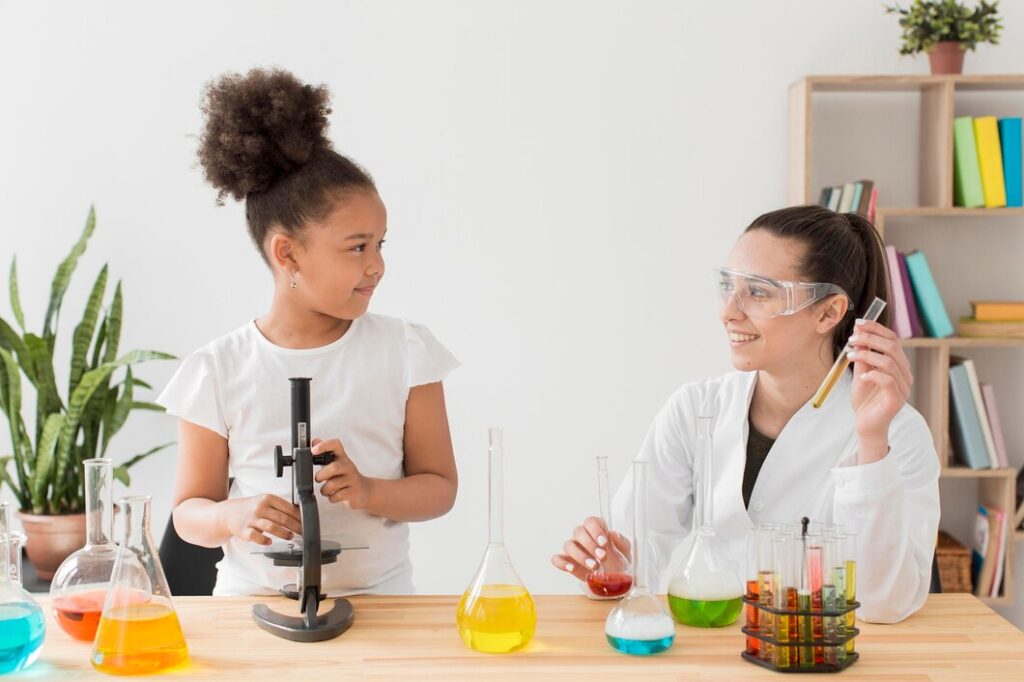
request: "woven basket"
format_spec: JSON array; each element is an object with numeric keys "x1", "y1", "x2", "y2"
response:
[{"x1": 936, "y1": 531, "x2": 972, "y2": 593}]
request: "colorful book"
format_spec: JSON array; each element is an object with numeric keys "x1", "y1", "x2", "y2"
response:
[
  {"x1": 898, "y1": 251, "x2": 924, "y2": 337},
  {"x1": 849, "y1": 182, "x2": 863, "y2": 215},
  {"x1": 905, "y1": 250, "x2": 954, "y2": 338},
  {"x1": 971, "y1": 506, "x2": 992, "y2": 593},
  {"x1": 953, "y1": 116, "x2": 984, "y2": 208},
  {"x1": 999, "y1": 118, "x2": 1022, "y2": 207},
  {"x1": 837, "y1": 182, "x2": 855, "y2": 213},
  {"x1": 958, "y1": 317, "x2": 1024, "y2": 338},
  {"x1": 980, "y1": 383, "x2": 1009, "y2": 469},
  {"x1": 949, "y1": 360, "x2": 992, "y2": 470},
  {"x1": 961, "y1": 358, "x2": 999, "y2": 469},
  {"x1": 974, "y1": 116, "x2": 1007, "y2": 208},
  {"x1": 971, "y1": 300, "x2": 1024, "y2": 321},
  {"x1": 819, "y1": 186, "x2": 832, "y2": 207},
  {"x1": 989, "y1": 507, "x2": 1006, "y2": 597},
  {"x1": 885, "y1": 245, "x2": 912, "y2": 338},
  {"x1": 856, "y1": 180, "x2": 875, "y2": 216},
  {"x1": 827, "y1": 186, "x2": 841, "y2": 212},
  {"x1": 867, "y1": 185, "x2": 878, "y2": 222}
]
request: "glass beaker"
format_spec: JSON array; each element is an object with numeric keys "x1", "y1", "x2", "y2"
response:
[
  {"x1": 91, "y1": 496, "x2": 188, "y2": 675},
  {"x1": 667, "y1": 415, "x2": 744, "y2": 626},
  {"x1": 51, "y1": 458, "x2": 120, "y2": 641},
  {"x1": 0, "y1": 503, "x2": 45, "y2": 674},
  {"x1": 585, "y1": 455, "x2": 632, "y2": 599},
  {"x1": 456, "y1": 428, "x2": 536, "y2": 654},
  {"x1": 604, "y1": 459, "x2": 675, "y2": 655}
]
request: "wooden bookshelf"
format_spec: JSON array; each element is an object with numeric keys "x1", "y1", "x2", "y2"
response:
[{"x1": 789, "y1": 75, "x2": 1024, "y2": 607}]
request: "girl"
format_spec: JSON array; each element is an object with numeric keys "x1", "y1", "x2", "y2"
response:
[
  {"x1": 158, "y1": 68, "x2": 459, "y2": 596},
  {"x1": 551, "y1": 205, "x2": 940, "y2": 623}
]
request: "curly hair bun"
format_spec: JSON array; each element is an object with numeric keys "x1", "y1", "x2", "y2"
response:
[{"x1": 198, "y1": 68, "x2": 333, "y2": 202}]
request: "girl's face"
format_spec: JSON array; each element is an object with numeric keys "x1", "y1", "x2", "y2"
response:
[
  {"x1": 276, "y1": 190, "x2": 388, "y2": 321},
  {"x1": 719, "y1": 229, "x2": 844, "y2": 374}
]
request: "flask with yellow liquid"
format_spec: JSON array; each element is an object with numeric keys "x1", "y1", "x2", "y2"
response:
[{"x1": 456, "y1": 427, "x2": 536, "y2": 653}]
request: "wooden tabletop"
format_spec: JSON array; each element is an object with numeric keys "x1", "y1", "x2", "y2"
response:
[{"x1": 23, "y1": 593, "x2": 1024, "y2": 680}]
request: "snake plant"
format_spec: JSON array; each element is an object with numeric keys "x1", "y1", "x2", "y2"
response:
[{"x1": 0, "y1": 207, "x2": 176, "y2": 514}]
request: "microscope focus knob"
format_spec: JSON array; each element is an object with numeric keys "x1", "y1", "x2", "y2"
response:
[{"x1": 274, "y1": 445, "x2": 294, "y2": 478}]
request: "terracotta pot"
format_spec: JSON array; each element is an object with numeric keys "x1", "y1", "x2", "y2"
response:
[
  {"x1": 928, "y1": 41, "x2": 965, "y2": 75},
  {"x1": 17, "y1": 511, "x2": 86, "y2": 581}
]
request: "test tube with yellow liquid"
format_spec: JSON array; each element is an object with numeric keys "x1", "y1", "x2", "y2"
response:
[
  {"x1": 456, "y1": 428, "x2": 536, "y2": 653},
  {"x1": 91, "y1": 496, "x2": 188, "y2": 675},
  {"x1": 811, "y1": 297, "x2": 887, "y2": 409}
]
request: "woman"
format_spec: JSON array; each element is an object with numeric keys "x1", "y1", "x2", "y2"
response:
[{"x1": 552, "y1": 205, "x2": 940, "y2": 623}]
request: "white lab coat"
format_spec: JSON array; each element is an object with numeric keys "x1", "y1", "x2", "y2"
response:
[{"x1": 611, "y1": 369, "x2": 940, "y2": 624}]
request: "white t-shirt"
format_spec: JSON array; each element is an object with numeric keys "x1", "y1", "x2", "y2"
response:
[{"x1": 156, "y1": 313, "x2": 459, "y2": 596}]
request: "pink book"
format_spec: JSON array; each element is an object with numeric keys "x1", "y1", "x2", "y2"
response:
[
  {"x1": 867, "y1": 186, "x2": 878, "y2": 222},
  {"x1": 885, "y1": 246, "x2": 912, "y2": 338},
  {"x1": 980, "y1": 383, "x2": 1009, "y2": 468},
  {"x1": 990, "y1": 508, "x2": 1006, "y2": 597},
  {"x1": 897, "y1": 251, "x2": 925, "y2": 337}
]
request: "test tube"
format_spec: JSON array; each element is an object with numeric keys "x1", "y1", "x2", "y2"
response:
[
  {"x1": 821, "y1": 536, "x2": 839, "y2": 666},
  {"x1": 797, "y1": 527, "x2": 813, "y2": 668},
  {"x1": 807, "y1": 533, "x2": 824, "y2": 665},
  {"x1": 772, "y1": 534, "x2": 795, "y2": 669},
  {"x1": 811, "y1": 296, "x2": 887, "y2": 409},
  {"x1": 842, "y1": 531, "x2": 858, "y2": 655},
  {"x1": 757, "y1": 525, "x2": 776, "y2": 663},
  {"x1": 745, "y1": 528, "x2": 760, "y2": 656},
  {"x1": 829, "y1": 529, "x2": 847, "y2": 665}
]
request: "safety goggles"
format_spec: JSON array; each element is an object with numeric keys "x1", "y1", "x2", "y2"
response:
[{"x1": 713, "y1": 267, "x2": 853, "y2": 320}]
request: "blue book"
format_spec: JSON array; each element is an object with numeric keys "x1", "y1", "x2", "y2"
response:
[
  {"x1": 849, "y1": 182, "x2": 863, "y2": 214},
  {"x1": 949, "y1": 362, "x2": 992, "y2": 470},
  {"x1": 999, "y1": 118, "x2": 1022, "y2": 207},
  {"x1": 905, "y1": 251, "x2": 954, "y2": 338}
]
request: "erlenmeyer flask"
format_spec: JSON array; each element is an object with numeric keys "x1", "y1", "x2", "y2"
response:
[
  {"x1": 91, "y1": 496, "x2": 188, "y2": 675},
  {"x1": 667, "y1": 415, "x2": 744, "y2": 627},
  {"x1": 456, "y1": 427, "x2": 536, "y2": 654},
  {"x1": 604, "y1": 459, "x2": 675, "y2": 655},
  {"x1": 51, "y1": 458, "x2": 120, "y2": 641},
  {"x1": 585, "y1": 456, "x2": 632, "y2": 599},
  {"x1": 0, "y1": 503, "x2": 45, "y2": 673}
]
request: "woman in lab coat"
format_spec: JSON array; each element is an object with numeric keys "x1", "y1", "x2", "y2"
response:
[{"x1": 552, "y1": 205, "x2": 940, "y2": 623}]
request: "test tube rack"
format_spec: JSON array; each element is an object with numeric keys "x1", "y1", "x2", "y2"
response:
[{"x1": 740, "y1": 597, "x2": 860, "y2": 673}]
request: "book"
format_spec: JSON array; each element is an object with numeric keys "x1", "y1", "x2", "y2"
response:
[
  {"x1": 885, "y1": 246, "x2": 912, "y2": 338},
  {"x1": 989, "y1": 507, "x2": 1006, "y2": 597},
  {"x1": 856, "y1": 180, "x2": 874, "y2": 216},
  {"x1": 980, "y1": 383, "x2": 1009, "y2": 469},
  {"x1": 849, "y1": 182, "x2": 863, "y2": 215},
  {"x1": 905, "y1": 250, "x2": 954, "y2": 338},
  {"x1": 828, "y1": 186, "x2": 841, "y2": 212},
  {"x1": 971, "y1": 506, "x2": 992, "y2": 594},
  {"x1": 949, "y1": 360, "x2": 992, "y2": 470},
  {"x1": 819, "y1": 186, "x2": 832, "y2": 207},
  {"x1": 961, "y1": 358, "x2": 999, "y2": 468},
  {"x1": 999, "y1": 118, "x2": 1022, "y2": 207},
  {"x1": 867, "y1": 186, "x2": 878, "y2": 222},
  {"x1": 974, "y1": 116, "x2": 1007, "y2": 208},
  {"x1": 971, "y1": 300, "x2": 1024, "y2": 321},
  {"x1": 837, "y1": 182, "x2": 855, "y2": 213},
  {"x1": 953, "y1": 116, "x2": 985, "y2": 208},
  {"x1": 958, "y1": 317, "x2": 1024, "y2": 338},
  {"x1": 898, "y1": 251, "x2": 924, "y2": 337}
]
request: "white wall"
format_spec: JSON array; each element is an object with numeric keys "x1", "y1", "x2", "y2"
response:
[{"x1": 1, "y1": 0, "x2": 1023, "y2": 628}]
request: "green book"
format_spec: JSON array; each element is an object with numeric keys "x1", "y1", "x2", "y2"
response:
[{"x1": 954, "y1": 116, "x2": 984, "y2": 208}]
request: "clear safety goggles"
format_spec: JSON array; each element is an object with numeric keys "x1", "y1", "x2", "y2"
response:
[{"x1": 713, "y1": 267, "x2": 852, "y2": 320}]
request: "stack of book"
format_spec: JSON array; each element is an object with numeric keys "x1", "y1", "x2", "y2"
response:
[
  {"x1": 948, "y1": 356, "x2": 1008, "y2": 471},
  {"x1": 817, "y1": 179, "x2": 877, "y2": 221},
  {"x1": 953, "y1": 116, "x2": 1022, "y2": 208},
  {"x1": 884, "y1": 247, "x2": 954, "y2": 338},
  {"x1": 959, "y1": 301, "x2": 1024, "y2": 339},
  {"x1": 972, "y1": 504, "x2": 1008, "y2": 598}
]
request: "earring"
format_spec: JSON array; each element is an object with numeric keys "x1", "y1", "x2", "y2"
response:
[{"x1": 290, "y1": 271, "x2": 297, "y2": 289}]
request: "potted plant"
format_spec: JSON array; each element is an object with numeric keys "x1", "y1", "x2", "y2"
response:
[
  {"x1": 0, "y1": 207, "x2": 175, "y2": 579},
  {"x1": 886, "y1": 0, "x2": 1003, "y2": 74}
]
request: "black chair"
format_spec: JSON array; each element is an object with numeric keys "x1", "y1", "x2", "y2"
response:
[{"x1": 158, "y1": 515, "x2": 223, "y2": 596}]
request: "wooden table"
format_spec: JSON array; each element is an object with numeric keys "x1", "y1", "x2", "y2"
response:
[{"x1": 25, "y1": 593, "x2": 1024, "y2": 680}]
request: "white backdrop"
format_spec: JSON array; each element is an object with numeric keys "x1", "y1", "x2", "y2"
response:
[{"x1": 1, "y1": 1, "x2": 1023, "y2": 628}]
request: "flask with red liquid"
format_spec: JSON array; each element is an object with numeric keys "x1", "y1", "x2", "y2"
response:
[{"x1": 585, "y1": 456, "x2": 633, "y2": 599}]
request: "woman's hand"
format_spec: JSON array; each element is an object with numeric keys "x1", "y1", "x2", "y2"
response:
[
  {"x1": 848, "y1": 318, "x2": 913, "y2": 463},
  {"x1": 312, "y1": 437, "x2": 375, "y2": 510},
  {"x1": 550, "y1": 516, "x2": 631, "y2": 582},
  {"x1": 218, "y1": 494, "x2": 302, "y2": 546}
]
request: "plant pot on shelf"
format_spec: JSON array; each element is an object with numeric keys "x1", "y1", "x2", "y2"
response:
[
  {"x1": 928, "y1": 41, "x2": 966, "y2": 74},
  {"x1": 17, "y1": 511, "x2": 86, "y2": 581}
]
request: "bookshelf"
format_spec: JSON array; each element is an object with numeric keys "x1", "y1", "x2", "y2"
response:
[{"x1": 789, "y1": 74, "x2": 1024, "y2": 608}]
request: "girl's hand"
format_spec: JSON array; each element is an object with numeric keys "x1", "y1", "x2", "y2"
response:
[
  {"x1": 550, "y1": 516, "x2": 631, "y2": 582},
  {"x1": 312, "y1": 437, "x2": 375, "y2": 510},
  {"x1": 219, "y1": 494, "x2": 302, "y2": 546},
  {"x1": 848, "y1": 318, "x2": 913, "y2": 462}
]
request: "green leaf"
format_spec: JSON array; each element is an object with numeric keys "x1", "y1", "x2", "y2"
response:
[
  {"x1": 112, "y1": 466, "x2": 129, "y2": 487},
  {"x1": 103, "y1": 282, "x2": 122, "y2": 364},
  {"x1": 102, "y1": 366, "x2": 133, "y2": 454},
  {"x1": 30, "y1": 413, "x2": 63, "y2": 514},
  {"x1": 0, "y1": 457, "x2": 28, "y2": 510},
  {"x1": 0, "y1": 347, "x2": 22, "y2": 459},
  {"x1": 44, "y1": 205, "x2": 96, "y2": 343},
  {"x1": 130, "y1": 401, "x2": 165, "y2": 412},
  {"x1": 70, "y1": 265, "x2": 108, "y2": 395},
  {"x1": 0, "y1": 317, "x2": 33, "y2": 386},
  {"x1": 24, "y1": 333, "x2": 62, "y2": 445},
  {"x1": 9, "y1": 259, "x2": 25, "y2": 333},
  {"x1": 90, "y1": 315, "x2": 107, "y2": 370}
]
